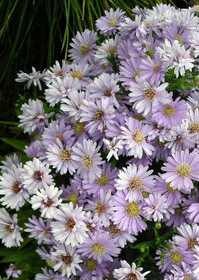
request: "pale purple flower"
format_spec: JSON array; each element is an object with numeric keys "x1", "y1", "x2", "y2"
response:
[
  {"x1": 0, "y1": 164, "x2": 29, "y2": 210},
  {"x1": 121, "y1": 117, "x2": 155, "y2": 158},
  {"x1": 0, "y1": 154, "x2": 20, "y2": 173},
  {"x1": 69, "y1": 62, "x2": 93, "y2": 85},
  {"x1": 173, "y1": 223, "x2": 199, "y2": 250},
  {"x1": 52, "y1": 244, "x2": 82, "y2": 277},
  {"x1": 143, "y1": 193, "x2": 169, "y2": 222},
  {"x1": 115, "y1": 164, "x2": 155, "y2": 201},
  {"x1": 0, "y1": 208, "x2": 23, "y2": 247},
  {"x1": 21, "y1": 158, "x2": 53, "y2": 194},
  {"x1": 113, "y1": 260, "x2": 150, "y2": 280},
  {"x1": 129, "y1": 77, "x2": 169, "y2": 116},
  {"x1": 161, "y1": 150, "x2": 199, "y2": 191},
  {"x1": 44, "y1": 60, "x2": 70, "y2": 81},
  {"x1": 25, "y1": 139, "x2": 46, "y2": 159},
  {"x1": 18, "y1": 99, "x2": 52, "y2": 134},
  {"x1": 15, "y1": 66, "x2": 44, "y2": 90},
  {"x1": 79, "y1": 97, "x2": 116, "y2": 135},
  {"x1": 25, "y1": 216, "x2": 53, "y2": 245},
  {"x1": 35, "y1": 268, "x2": 67, "y2": 280},
  {"x1": 78, "y1": 231, "x2": 120, "y2": 264},
  {"x1": 78, "y1": 257, "x2": 109, "y2": 280},
  {"x1": 46, "y1": 139, "x2": 76, "y2": 175},
  {"x1": 117, "y1": 39, "x2": 139, "y2": 61},
  {"x1": 152, "y1": 97, "x2": 187, "y2": 128},
  {"x1": 69, "y1": 29, "x2": 97, "y2": 63},
  {"x1": 113, "y1": 190, "x2": 147, "y2": 235},
  {"x1": 163, "y1": 22, "x2": 191, "y2": 47},
  {"x1": 119, "y1": 57, "x2": 141, "y2": 89},
  {"x1": 30, "y1": 185, "x2": 62, "y2": 219},
  {"x1": 51, "y1": 202, "x2": 88, "y2": 247},
  {"x1": 45, "y1": 76, "x2": 81, "y2": 106},
  {"x1": 6, "y1": 263, "x2": 22, "y2": 279},
  {"x1": 186, "y1": 202, "x2": 199, "y2": 223},
  {"x1": 96, "y1": 8, "x2": 125, "y2": 35},
  {"x1": 103, "y1": 137, "x2": 123, "y2": 161},
  {"x1": 71, "y1": 139, "x2": 104, "y2": 183}
]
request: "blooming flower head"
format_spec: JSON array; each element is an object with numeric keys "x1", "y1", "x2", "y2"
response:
[
  {"x1": 96, "y1": 8, "x2": 125, "y2": 35},
  {"x1": 18, "y1": 99, "x2": 52, "y2": 134},
  {"x1": 115, "y1": 163, "x2": 155, "y2": 201},
  {"x1": 6, "y1": 263, "x2": 22, "y2": 279},
  {"x1": 21, "y1": 158, "x2": 53, "y2": 194},
  {"x1": 129, "y1": 77, "x2": 169, "y2": 116},
  {"x1": 78, "y1": 231, "x2": 120, "y2": 264},
  {"x1": 69, "y1": 29, "x2": 97, "y2": 63},
  {"x1": 71, "y1": 139, "x2": 104, "y2": 183},
  {"x1": 51, "y1": 202, "x2": 88, "y2": 247},
  {"x1": 15, "y1": 67, "x2": 44, "y2": 90},
  {"x1": 0, "y1": 208, "x2": 23, "y2": 247},
  {"x1": 161, "y1": 150, "x2": 199, "y2": 191},
  {"x1": 113, "y1": 260, "x2": 150, "y2": 280}
]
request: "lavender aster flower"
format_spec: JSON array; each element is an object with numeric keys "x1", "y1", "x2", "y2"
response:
[
  {"x1": 113, "y1": 260, "x2": 150, "y2": 280},
  {"x1": 71, "y1": 139, "x2": 104, "y2": 183},
  {"x1": 78, "y1": 231, "x2": 120, "y2": 264},
  {"x1": 15, "y1": 66, "x2": 44, "y2": 90},
  {"x1": 51, "y1": 202, "x2": 88, "y2": 247},
  {"x1": 0, "y1": 208, "x2": 23, "y2": 247},
  {"x1": 6, "y1": 263, "x2": 22, "y2": 279},
  {"x1": 161, "y1": 150, "x2": 199, "y2": 191},
  {"x1": 69, "y1": 29, "x2": 97, "y2": 63},
  {"x1": 96, "y1": 8, "x2": 124, "y2": 35}
]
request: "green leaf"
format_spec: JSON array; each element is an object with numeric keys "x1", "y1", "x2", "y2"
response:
[{"x1": 0, "y1": 138, "x2": 26, "y2": 151}]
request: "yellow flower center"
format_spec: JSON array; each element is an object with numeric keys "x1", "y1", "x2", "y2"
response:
[
  {"x1": 125, "y1": 202, "x2": 139, "y2": 217},
  {"x1": 176, "y1": 163, "x2": 190, "y2": 176},
  {"x1": 82, "y1": 155, "x2": 92, "y2": 168},
  {"x1": 190, "y1": 121, "x2": 199, "y2": 133},
  {"x1": 107, "y1": 45, "x2": 117, "y2": 54},
  {"x1": 54, "y1": 133, "x2": 63, "y2": 141},
  {"x1": 169, "y1": 251, "x2": 182, "y2": 263},
  {"x1": 174, "y1": 34, "x2": 183, "y2": 45},
  {"x1": 142, "y1": 190, "x2": 149, "y2": 198},
  {"x1": 59, "y1": 149, "x2": 71, "y2": 161},
  {"x1": 175, "y1": 206, "x2": 183, "y2": 215},
  {"x1": 164, "y1": 105, "x2": 175, "y2": 116},
  {"x1": 108, "y1": 17, "x2": 117, "y2": 26},
  {"x1": 67, "y1": 193, "x2": 78, "y2": 205},
  {"x1": 96, "y1": 174, "x2": 109, "y2": 186},
  {"x1": 79, "y1": 42, "x2": 90, "y2": 55},
  {"x1": 166, "y1": 183, "x2": 177, "y2": 192},
  {"x1": 130, "y1": 177, "x2": 142, "y2": 189},
  {"x1": 143, "y1": 87, "x2": 156, "y2": 101},
  {"x1": 91, "y1": 243, "x2": 105, "y2": 254},
  {"x1": 183, "y1": 275, "x2": 191, "y2": 280},
  {"x1": 84, "y1": 258, "x2": 97, "y2": 270},
  {"x1": 74, "y1": 121, "x2": 84, "y2": 134},
  {"x1": 71, "y1": 70, "x2": 83, "y2": 79},
  {"x1": 132, "y1": 129, "x2": 144, "y2": 143}
]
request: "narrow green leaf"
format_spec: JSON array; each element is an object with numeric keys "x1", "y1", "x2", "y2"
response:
[{"x1": 0, "y1": 138, "x2": 26, "y2": 151}]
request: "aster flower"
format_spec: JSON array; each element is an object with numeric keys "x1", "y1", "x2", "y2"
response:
[
  {"x1": 185, "y1": 201, "x2": 199, "y2": 223},
  {"x1": 71, "y1": 139, "x2": 104, "y2": 183},
  {"x1": 163, "y1": 22, "x2": 191, "y2": 47},
  {"x1": 113, "y1": 260, "x2": 150, "y2": 280},
  {"x1": 143, "y1": 193, "x2": 169, "y2": 222},
  {"x1": 15, "y1": 66, "x2": 44, "y2": 90},
  {"x1": 82, "y1": 163, "x2": 118, "y2": 197},
  {"x1": 30, "y1": 185, "x2": 62, "y2": 219},
  {"x1": 46, "y1": 139, "x2": 76, "y2": 175},
  {"x1": 69, "y1": 62, "x2": 93, "y2": 85},
  {"x1": 6, "y1": 263, "x2": 22, "y2": 279},
  {"x1": 129, "y1": 77, "x2": 169, "y2": 116},
  {"x1": 115, "y1": 163, "x2": 155, "y2": 201},
  {"x1": 18, "y1": 99, "x2": 52, "y2": 134},
  {"x1": 119, "y1": 57, "x2": 141, "y2": 89},
  {"x1": 121, "y1": 117, "x2": 155, "y2": 158},
  {"x1": 85, "y1": 190, "x2": 114, "y2": 227},
  {"x1": 0, "y1": 208, "x2": 23, "y2": 247},
  {"x1": 103, "y1": 137, "x2": 123, "y2": 161},
  {"x1": 44, "y1": 60, "x2": 70, "y2": 81},
  {"x1": 79, "y1": 97, "x2": 116, "y2": 135},
  {"x1": 45, "y1": 76, "x2": 81, "y2": 107},
  {"x1": 96, "y1": 8, "x2": 124, "y2": 35},
  {"x1": 35, "y1": 268, "x2": 67, "y2": 280},
  {"x1": 52, "y1": 244, "x2": 82, "y2": 277},
  {"x1": 156, "y1": 243, "x2": 194, "y2": 273},
  {"x1": 169, "y1": 263, "x2": 196, "y2": 280},
  {"x1": 0, "y1": 164, "x2": 29, "y2": 210},
  {"x1": 173, "y1": 223, "x2": 199, "y2": 250},
  {"x1": 117, "y1": 39, "x2": 139, "y2": 61},
  {"x1": 25, "y1": 139, "x2": 46, "y2": 159},
  {"x1": 51, "y1": 202, "x2": 88, "y2": 247},
  {"x1": 78, "y1": 231, "x2": 120, "y2": 264},
  {"x1": 0, "y1": 154, "x2": 20, "y2": 173},
  {"x1": 78, "y1": 257, "x2": 109, "y2": 280},
  {"x1": 69, "y1": 29, "x2": 97, "y2": 63},
  {"x1": 113, "y1": 190, "x2": 147, "y2": 235},
  {"x1": 25, "y1": 216, "x2": 53, "y2": 245},
  {"x1": 151, "y1": 96, "x2": 187, "y2": 128},
  {"x1": 161, "y1": 149, "x2": 199, "y2": 191},
  {"x1": 21, "y1": 158, "x2": 53, "y2": 194}
]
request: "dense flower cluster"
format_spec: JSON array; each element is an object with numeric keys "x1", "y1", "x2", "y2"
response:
[{"x1": 1, "y1": 3, "x2": 199, "y2": 279}]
